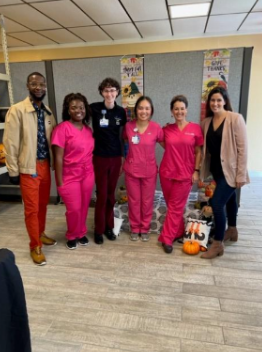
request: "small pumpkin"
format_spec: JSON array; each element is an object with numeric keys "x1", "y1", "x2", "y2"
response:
[
  {"x1": 183, "y1": 241, "x2": 200, "y2": 255},
  {"x1": 200, "y1": 246, "x2": 207, "y2": 252},
  {"x1": 198, "y1": 180, "x2": 204, "y2": 188},
  {"x1": 209, "y1": 183, "x2": 216, "y2": 190},
  {"x1": 0, "y1": 143, "x2": 5, "y2": 164},
  {"x1": 205, "y1": 186, "x2": 213, "y2": 198}
]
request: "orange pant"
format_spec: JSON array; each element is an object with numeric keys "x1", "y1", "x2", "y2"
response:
[{"x1": 20, "y1": 160, "x2": 51, "y2": 250}]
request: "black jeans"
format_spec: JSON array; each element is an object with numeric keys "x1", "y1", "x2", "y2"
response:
[{"x1": 210, "y1": 175, "x2": 238, "y2": 241}]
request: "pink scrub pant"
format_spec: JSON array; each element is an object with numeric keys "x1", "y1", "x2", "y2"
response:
[
  {"x1": 158, "y1": 175, "x2": 192, "y2": 245},
  {"x1": 58, "y1": 172, "x2": 94, "y2": 241},
  {"x1": 125, "y1": 173, "x2": 157, "y2": 233}
]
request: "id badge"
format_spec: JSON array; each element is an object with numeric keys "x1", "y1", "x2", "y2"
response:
[
  {"x1": 132, "y1": 135, "x2": 140, "y2": 144},
  {"x1": 100, "y1": 117, "x2": 109, "y2": 128}
]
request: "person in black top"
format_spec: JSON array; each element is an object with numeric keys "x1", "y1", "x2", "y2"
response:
[
  {"x1": 200, "y1": 86, "x2": 249, "y2": 259},
  {"x1": 90, "y1": 78, "x2": 127, "y2": 244}
]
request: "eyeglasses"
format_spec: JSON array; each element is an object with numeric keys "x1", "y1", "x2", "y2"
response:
[
  {"x1": 28, "y1": 83, "x2": 47, "y2": 89},
  {"x1": 103, "y1": 88, "x2": 117, "y2": 94}
]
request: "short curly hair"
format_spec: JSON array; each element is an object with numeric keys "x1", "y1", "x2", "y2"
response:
[
  {"x1": 62, "y1": 93, "x2": 91, "y2": 125},
  {"x1": 98, "y1": 77, "x2": 121, "y2": 97}
]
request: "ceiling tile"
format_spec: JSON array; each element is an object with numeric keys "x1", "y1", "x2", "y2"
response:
[
  {"x1": 6, "y1": 35, "x2": 31, "y2": 47},
  {"x1": 32, "y1": 0, "x2": 94, "y2": 27},
  {"x1": 69, "y1": 26, "x2": 111, "y2": 42},
  {"x1": 168, "y1": 0, "x2": 211, "y2": 4},
  {"x1": 101, "y1": 23, "x2": 140, "y2": 40},
  {"x1": 206, "y1": 13, "x2": 246, "y2": 32},
  {"x1": 0, "y1": 4, "x2": 61, "y2": 30},
  {"x1": 122, "y1": 0, "x2": 168, "y2": 21},
  {"x1": 0, "y1": 0, "x2": 22, "y2": 4},
  {"x1": 24, "y1": 0, "x2": 61, "y2": 2},
  {"x1": 2, "y1": 17, "x2": 29, "y2": 33},
  {"x1": 239, "y1": 12, "x2": 262, "y2": 31},
  {"x1": 171, "y1": 17, "x2": 207, "y2": 36},
  {"x1": 136, "y1": 20, "x2": 172, "y2": 38},
  {"x1": 10, "y1": 31, "x2": 56, "y2": 45},
  {"x1": 252, "y1": 0, "x2": 262, "y2": 12},
  {"x1": 211, "y1": 0, "x2": 256, "y2": 15},
  {"x1": 38, "y1": 29, "x2": 84, "y2": 44},
  {"x1": 73, "y1": 0, "x2": 130, "y2": 25}
]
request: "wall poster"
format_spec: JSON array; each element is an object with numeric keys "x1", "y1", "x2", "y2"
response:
[
  {"x1": 121, "y1": 57, "x2": 144, "y2": 121},
  {"x1": 201, "y1": 49, "x2": 231, "y2": 120}
]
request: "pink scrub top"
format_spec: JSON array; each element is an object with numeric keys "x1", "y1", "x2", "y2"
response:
[
  {"x1": 160, "y1": 122, "x2": 203, "y2": 181},
  {"x1": 123, "y1": 120, "x2": 164, "y2": 178},
  {"x1": 51, "y1": 121, "x2": 94, "y2": 185}
]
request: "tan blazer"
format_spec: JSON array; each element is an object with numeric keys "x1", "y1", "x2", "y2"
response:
[
  {"x1": 200, "y1": 111, "x2": 250, "y2": 187},
  {"x1": 3, "y1": 97, "x2": 56, "y2": 177}
]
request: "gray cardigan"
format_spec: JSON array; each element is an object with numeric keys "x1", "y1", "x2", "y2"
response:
[{"x1": 200, "y1": 111, "x2": 250, "y2": 187}]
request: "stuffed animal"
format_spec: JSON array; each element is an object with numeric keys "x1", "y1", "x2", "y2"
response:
[{"x1": 201, "y1": 205, "x2": 213, "y2": 222}]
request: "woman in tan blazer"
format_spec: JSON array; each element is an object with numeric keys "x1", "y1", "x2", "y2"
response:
[{"x1": 200, "y1": 86, "x2": 249, "y2": 259}]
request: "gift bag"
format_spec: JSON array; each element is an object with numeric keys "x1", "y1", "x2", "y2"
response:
[
  {"x1": 113, "y1": 217, "x2": 124, "y2": 236},
  {"x1": 184, "y1": 217, "x2": 212, "y2": 249}
]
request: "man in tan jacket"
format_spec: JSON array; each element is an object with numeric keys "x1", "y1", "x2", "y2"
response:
[{"x1": 3, "y1": 72, "x2": 57, "y2": 266}]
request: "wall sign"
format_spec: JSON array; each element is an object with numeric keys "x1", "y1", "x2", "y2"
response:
[
  {"x1": 121, "y1": 57, "x2": 144, "y2": 121},
  {"x1": 201, "y1": 49, "x2": 231, "y2": 120}
]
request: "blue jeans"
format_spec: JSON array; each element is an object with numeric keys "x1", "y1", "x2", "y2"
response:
[{"x1": 210, "y1": 176, "x2": 237, "y2": 241}]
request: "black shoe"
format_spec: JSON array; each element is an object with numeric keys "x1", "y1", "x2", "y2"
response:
[
  {"x1": 162, "y1": 243, "x2": 173, "y2": 254},
  {"x1": 78, "y1": 236, "x2": 89, "y2": 246},
  {"x1": 66, "y1": 239, "x2": 77, "y2": 250},
  {"x1": 94, "y1": 233, "x2": 104, "y2": 245},
  {"x1": 104, "y1": 229, "x2": 116, "y2": 241}
]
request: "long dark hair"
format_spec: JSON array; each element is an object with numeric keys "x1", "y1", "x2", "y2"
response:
[
  {"x1": 62, "y1": 93, "x2": 91, "y2": 125},
  {"x1": 134, "y1": 96, "x2": 154, "y2": 118},
  {"x1": 205, "y1": 86, "x2": 233, "y2": 117}
]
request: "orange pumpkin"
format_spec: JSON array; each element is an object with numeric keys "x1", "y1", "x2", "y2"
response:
[
  {"x1": 183, "y1": 241, "x2": 200, "y2": 255},
  {"x1": 0, "y1": 144, "x2": 5, "y2": 164},
  {"x1": 205, "y1": 186, "x2": 213, "y2": 198},
  {"x1": 200, "y1": 246, "x2": 207, "y2": 252},
  {"x1": 209, "y1": 183, "x2": 216, "y2": 190},
  {"x1": 198, "y1": 180, "x2": 204, "y2": 188}
]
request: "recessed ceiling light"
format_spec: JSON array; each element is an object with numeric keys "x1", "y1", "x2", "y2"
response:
[{"x1": 169, "y1": 3, "x2": 210, "y2": 19}]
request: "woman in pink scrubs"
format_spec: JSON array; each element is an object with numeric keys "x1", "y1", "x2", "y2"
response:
[
  {"x1": 158, "y1": 95, "x2": 203, "y2": 254},
  {"x1": 52, "y1": 93, "x2": 95, "y2": 250},
  {"x1": 123, "y1": 96, "x2": 164, "y2": 241}
]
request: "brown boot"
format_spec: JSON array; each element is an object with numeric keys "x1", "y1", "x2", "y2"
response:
[
  {"x1": 30, "y1": 246, "x2": 46, "y2": 266},
  {"x1": 40, "y1": 232, "x2": 57, "y2": 246},
  {"x1": 200, "y1": 240, "x2": 224, "y2": 259},
  {"x1": 224, "y1": 226, "x2": 238, "y2": 242}
]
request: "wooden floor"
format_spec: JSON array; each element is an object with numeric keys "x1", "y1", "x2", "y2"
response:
[{"x1": 0, "y1": 177, "x2": 262, "y2": 352}]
